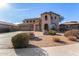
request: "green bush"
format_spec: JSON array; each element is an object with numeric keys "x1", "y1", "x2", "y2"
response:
[
  {"x1": 48, "y1": 30, "x2": 56, "y2": 35},
  {"x1": 64, "y1": 29, "x2": 79, "y2": 39},
  {"x1": 12, "y1": 33, "x2": 30, "y2": 48}
]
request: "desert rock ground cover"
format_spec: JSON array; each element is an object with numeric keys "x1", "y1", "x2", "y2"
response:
[
  {"x1": 0, "y1": 31, "x2": 78, "y2": 49},
  {"x1": 0, "y1": 31, "x2": 79, "y2": 56},
  {"x1": 30, "y1": 32, "x2": 78, "y2": 47}
]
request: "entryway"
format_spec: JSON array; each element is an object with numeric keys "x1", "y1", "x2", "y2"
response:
[{"x1": 44, "y1": 24, "x2": 49, "y2": 31}]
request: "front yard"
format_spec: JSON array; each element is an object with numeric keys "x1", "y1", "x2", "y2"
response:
[
  {"x1": 0, "y1": 31, "x2": 79, "y2": 56},
  {"x1": 29, "y1": 32, "x2": 77, "y2": 47},
  {"x1": 0, "y1": 31, "x2": 78, "y2": 49}
]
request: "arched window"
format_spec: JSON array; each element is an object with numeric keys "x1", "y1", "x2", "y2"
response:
[{"x1": 45, "y1": 15, "x2": 48, "y2": 21}]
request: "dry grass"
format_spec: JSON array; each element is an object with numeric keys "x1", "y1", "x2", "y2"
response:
[
  {"x1": 68, "y1": 36, "x2": 77, "y2": 41},
  {"x1": 53, "y1": 37, "x2": 67, "y2": 44},
  {"x1": 29, "y1": 32, "x2": 77, "y2": 47}
]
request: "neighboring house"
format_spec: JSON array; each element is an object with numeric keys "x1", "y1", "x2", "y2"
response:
[
  {"x1": 59, "y1": 24, "x2": 68, "y2": 32},
  {"x1": 59, "y1": 21, "x2": 79, "y2": 32},
  {"x1": 18, "y1": 11, "x2": 63, "y2": 32},
  {"x1": 0, "y1": 21, "x2": 15, "y2": 32}
]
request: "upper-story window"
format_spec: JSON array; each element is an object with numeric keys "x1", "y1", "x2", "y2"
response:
[
  {"x1": 45, "y1": 15, "x2": 48, "y2": 21},
  {"x1": 55, "y1": 16, "x2": 57, "y2": 19},
  {"x1": 51, "y1": 16, "x2": 54, "y2": 24},
  {"x1": 27, "y1": 21, "x2": 28, "y2": 23},
  {"x1": 51, "y1": 16, "x2": 53, "y2": 20},
  {"x1": 30, "y1": 20, "x2": 32, "y2": 22},
  {"x1": 33, "y1": 20, "x2": 35, "y2": 22}
]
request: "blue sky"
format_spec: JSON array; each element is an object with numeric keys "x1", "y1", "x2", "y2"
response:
[{"x1": 0, "y1": 3, "x2": 79, "y2": 24}]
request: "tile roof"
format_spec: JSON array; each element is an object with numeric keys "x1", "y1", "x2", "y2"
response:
[
  {"x1": 0, "y1": 21, "x2": 14, "y2": 26},
  {"x1": 41, "y1": 11, "x2": 61, "y2": 16},
  {"x1": 23, "y1": 18, "x2": 40, "y2": 22}
]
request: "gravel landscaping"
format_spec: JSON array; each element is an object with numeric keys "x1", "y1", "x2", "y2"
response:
[
  {"x1": 0, "y1": 31, "x2": 78, "y2": 49},
  {"x1": 0, "y1": 31, "x2": 79, "y2": 56},
  {"x1": 30, "y1": 32, "x2": 78, "y2": 47}
]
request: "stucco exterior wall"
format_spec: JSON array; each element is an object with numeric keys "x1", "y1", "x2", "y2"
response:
[
  {"x1": 41, "y1": 13, "x2": 60, "y2": 32},
  {"x1": 19, "y1": 18, "x2": 41, "y2": 31},
  {"x1": 18, "y1": 12, "x2": 61, "y2": 32},
  {"x1": 50, "y1": 14, "x2": 60, "y2": 30}
]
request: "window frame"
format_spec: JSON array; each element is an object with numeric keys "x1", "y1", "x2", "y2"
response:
[{"x1": 45, "y1": 15, "x2": 48, "y2": 21}]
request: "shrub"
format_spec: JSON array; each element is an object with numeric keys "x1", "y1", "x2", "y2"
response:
[
  {"x1": 68, "y1": 36, "x2": 77, "y2": 41},
  {"x1": 48, "y1": 30, "x2": 56, "y2": 35},
  {"x1": 64, "y1": 29, "x2": 79, "y2": 39},
  {"x1": 53, "y1": 37, "x2": 61, "y2": 42},
  {"x1": 53, "y1": 37, "x2": 66, "y2": 44},
  {"x1": 12, "y1": 33, "x2": 30, "y2": 48}
]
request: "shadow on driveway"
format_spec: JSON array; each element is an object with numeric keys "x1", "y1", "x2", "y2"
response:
[{"x1": 14, "y1": 44, "x2": 48, "y2": 56}]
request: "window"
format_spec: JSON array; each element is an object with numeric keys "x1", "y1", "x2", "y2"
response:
[
  {"x1": 55, "y1": 16, "x2": 57, "y2": 19},
  {"x1": 27, "y1": 21, "x2": 28, "y2": 23},
  {"x1": 51, "y1": 16, "x2": 54, "y2": 24},
  {"x1": 45, "y1": 15, "x2": 48, "y2": 21},
  {"x1": 33, "y1": 20, "x2": 35, "y2": 22},
  {"x1": 51, "y1": 16, "x2": 53, "y2": 20}
]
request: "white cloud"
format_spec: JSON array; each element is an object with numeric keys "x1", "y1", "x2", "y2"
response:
[
  {"x1": 0, "y1": 19, "x2": 13, "y2": 23},
  {"x1": 0, "y1": 19, "x2": 7, "y2": 22},
  {"x1": 14, "y1": 22, "x2": 22, "y2": 25}
]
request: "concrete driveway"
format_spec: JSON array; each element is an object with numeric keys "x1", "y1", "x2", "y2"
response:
[
  {"x1": 0, "y1": 43, "x2": 79, "y2": 56},
  {"x1": 0, "y1": 31, "x2": 79, "y2": 56},
  {"x1": 0, "y1": 31, "x2": 23, "y2": 49}
]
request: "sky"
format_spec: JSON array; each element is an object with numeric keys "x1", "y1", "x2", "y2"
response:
[{"x1": 0, "y1": 3, "x2": 79, "y2": 24}]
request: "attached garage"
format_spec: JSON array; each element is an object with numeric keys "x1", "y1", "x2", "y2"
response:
[{"x1": 0, "y1": 21, "x2": 14, "y2": 33}]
